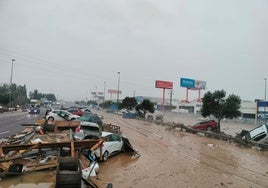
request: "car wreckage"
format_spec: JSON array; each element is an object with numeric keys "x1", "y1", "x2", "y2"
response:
[{"x1": 0, "y1": 118, "x2": 138, "y2": 187}]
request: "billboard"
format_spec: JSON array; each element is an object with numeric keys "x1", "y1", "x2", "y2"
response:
[
  {"x1": 195, "y1": 80, "x2": 207, "y2": 90},
  {"x1": 180, "y1": 78, "x2": 195, "y2": 88},
  {"x1": 155, "y1": 80, "x2": 173, "y2": 89},
  {"x1": 180, "y1": 78, "x2": 206, "y2": 90},
  {"x1": 108, "y1": 89, "x2": 122, "y2": 94}
]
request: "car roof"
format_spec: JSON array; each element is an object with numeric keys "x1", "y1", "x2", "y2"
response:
[
  {"x1": 80, "y1": 122, "x2": 99, "y2": 127},
  {"x1": 101, "y1": 131, "x2": 115, "y2": 137}
]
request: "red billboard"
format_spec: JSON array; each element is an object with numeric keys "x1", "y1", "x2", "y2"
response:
[
  {"x1": 108, "y1": 89, "x2": 122, "y2": 94},
  {"x1": 155, "y1": 80, "x2": 173, "y2": 89}
]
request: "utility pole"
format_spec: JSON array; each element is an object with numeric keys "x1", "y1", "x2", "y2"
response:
[
  {"x1": 265, "y1": 78, "x2": 267, "y2": 125},
  {"x1": 168, "y1": 89, "x2": 174, "y2": 106},
  {"x1": 117, "y1": 72, "x2": 120, "y2": 106},
  {"x1": 103, "y1": 81, "x2": 106, "y2": 103},
  {"x1": 9, "y1": 59, "x2": 15, "y2": 108}
]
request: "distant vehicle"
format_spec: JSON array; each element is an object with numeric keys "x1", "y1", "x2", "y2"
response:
[
  {"x1": 79, "y1": 107, "x2": 91, "y2": 113},
  {"x1": 28, "y1": 107, "x2": 40, "y2": 114},
  {"x1": 189, "y1": 120, "x2": 218, "y2": 131},
  {"x1": 145, "y1": 111, "x2": 164, "y2": 122},
  {"x1": 67, "y1": 108, "x2": 84, "y2": 116},
  {"x1": 122, "y1": 111, "x2": 138, "y2": 119},
  {"x1": 30, "y1": 99, "x2": 41, "y2": 107},
  {"x1": 91, "y1": 131, "x2": 125, "y2": 162},
  {"x1": 0, "y1": 106, "x2": 8, "y2": 113},
  {"x1": 79, "y1": 113, "x2": 103, "y2": 126},
  {"x1": 243, "y1": 124, "x2": 268, "y2": 144},
  {"x1": 73, "y1": 122, "x2": 101, "y2": 140},
  {"x1": 46, "y1": 110, "x2": 79, "y2": 121}
]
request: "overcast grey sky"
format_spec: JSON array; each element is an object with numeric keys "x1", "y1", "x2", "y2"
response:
[{"x1": 0, "y1": 0, "x2": 268, "y2": 102}]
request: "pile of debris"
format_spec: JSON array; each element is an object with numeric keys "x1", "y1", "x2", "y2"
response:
[
  {"x1": 0, "y1": 118, "x2": 138, "y2": 187},
  {"x1": 0, "y1": 119, "x2": 104, "y2": 187}
]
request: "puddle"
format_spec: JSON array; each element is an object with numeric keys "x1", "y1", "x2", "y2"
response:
[{"x1": 0, "y1": 170, "x2": 55, "y2": 188}]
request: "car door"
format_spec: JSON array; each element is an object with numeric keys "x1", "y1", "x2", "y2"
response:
[
  {"x1": 110, "y1": 134, "x2": 123, "y2": 153},
  {"x1": 52, "y1": 110, "x2": 65, "y2": 121},
  {"x1": 103, "y1": 135, "x2": 114, "y2": 154},
  {"x1": 200, "y1": 121, "x2": 209, "y2": 130}
]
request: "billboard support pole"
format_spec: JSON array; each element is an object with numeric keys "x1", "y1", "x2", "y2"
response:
[
  {"x1": 197, "y1": 89, "x2": 201, "y2": 102},
  {"x1": 162, "y1": 88, "x2": 165, "y2": 112},
  {"x1": 186, "y1": 88, "x2": 189, "y2": 103}
]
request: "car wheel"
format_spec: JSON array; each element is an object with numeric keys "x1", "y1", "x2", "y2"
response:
[
  {"x1": 102, "y1": 151, "x2": 109, "y2": 162},
  {"x1": 207, "y1": 126, "x2": 212, "y2": 131},
  {"x1": 48, "y1": 117, "x2": 54, "y2": 121}
]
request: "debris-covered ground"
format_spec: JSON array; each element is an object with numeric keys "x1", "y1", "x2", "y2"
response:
[
  {"x1": 1, "y1": 110, "x2": 268, "y2": 188},
  {"x1": 93, "y1": 111, "x2": 268, "y2": 188}
]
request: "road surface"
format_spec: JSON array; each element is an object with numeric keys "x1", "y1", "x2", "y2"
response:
[
  {"x1": 0, "y1": 110, "x2": 267, "y2": 188},
  {"x1": 93, "y1": 111, "x2": 268, "y2": 188},
  {"x1": 0, "y1": 110, "x2": 44, "y2": 138}
]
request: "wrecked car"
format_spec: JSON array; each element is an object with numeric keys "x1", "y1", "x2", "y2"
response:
[
  {"x1": 73, "y1": 122, "x2": 101, "y2": 140},
  {"x1": 46, "y1": 110, "x2": 80, "y2": 121},
  {"x1": 243, "y1": 124, "x2": 268, "y2": 144},
  {"x1": 91, "y1": 131, "x2": 125, "y2": 162},
  {"x1": 189, "y1": 120, "x2": 218, "y2": 131},
  {"x1": 78, "y1": 113, "x2": 103, "y2": 126}
]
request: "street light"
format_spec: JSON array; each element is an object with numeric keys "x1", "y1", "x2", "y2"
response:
[
  {"x1": 264, "y1": 78, "x2": 267, "y2": 124},
  {"x1": 9, "y1": 59, "x2": 15, "y2": 108},
  {"x1": 103, "y1": 81, "x2": 106, "y2": 102},
  {"x1": 117, "y1": 72, "x2": 120, "y2": 106},
  {"x1": 265, "y1": 78, "x2": 267, "y2": 102}
]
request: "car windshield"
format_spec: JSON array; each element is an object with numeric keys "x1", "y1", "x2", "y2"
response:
[
  {"x1": 81, "y1": 126, "x2": 99, "y2": 132},
  {"x1": 79, "y1": 116, "x2": 90, "y2": 121}
]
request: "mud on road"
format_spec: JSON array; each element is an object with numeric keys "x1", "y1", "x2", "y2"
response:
[
  {"x1": 1, "y1": 111, "x2": 267, "y2": 188},
  {"x1": 93, "y1": 112, "x2": 268, "y2": 188}
]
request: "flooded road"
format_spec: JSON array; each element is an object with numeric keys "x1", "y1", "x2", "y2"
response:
[
  {"x1": 94, "y1": 112, "x2": 268, "y2": 188},
  {"x1": 1, "y1": 111, "x2": 268, "y2": 188}
]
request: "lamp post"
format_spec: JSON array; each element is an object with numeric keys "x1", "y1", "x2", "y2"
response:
[
  {"x1": 103, "y1": 81, "x2": 106, "y2": 103},
  {"x1": 265, "y1": 78, "x2": 267, "y2": 124},
  {"x1": 9, "y1": 59, "x2": 15, "y2": 108},
  {"x1": 265, "y1": 78, "x2": 267, "y2": 102},
  {"x1": 117, "y1": 72, "x2": 120, "y2": 106}
]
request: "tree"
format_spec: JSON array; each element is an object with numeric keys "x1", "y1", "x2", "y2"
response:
[
  {"x1": 121, "y1": 97, "x2": 137, "y2": 110},
  {"x1": 0, "y1": 84, "x2": 10, "y2": 105},
  {"x1": 44, "y1": 93, "x2": 57, "y2": 102},
  {"x1": 0, "y1": 83, "x2": 28, "y2": 107},
  {"x1": 135, "y1": 99, "x2": 155, "y2": 117},
  {"x1": 201, "y1": 90, "x2": 241, "y2": 133},
  {"x1": 100, "y1": 100, "x2": 113, "y2": 109}
]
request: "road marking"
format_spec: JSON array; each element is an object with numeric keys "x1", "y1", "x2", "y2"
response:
[{"x1": 0, "y1": 131, "x2": 9, "y2": 135}]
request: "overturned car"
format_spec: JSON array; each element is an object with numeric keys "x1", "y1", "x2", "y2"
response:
[{"x1": 243, "y1": 124, "x2": 268, "y2": 145}]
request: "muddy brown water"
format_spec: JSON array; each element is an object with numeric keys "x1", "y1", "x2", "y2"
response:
[{"x1": 1, "y1": 111, "x2": 268, "y2": 188}]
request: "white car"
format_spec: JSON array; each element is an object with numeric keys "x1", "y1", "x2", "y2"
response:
[
  {"x1": 46, "y1": 110, "x2": 80, "y2": 121},
  {"x1": 91, "y1": 131, "x2": 125, "y2": 162},
  {"x1": 244, "y1": 124, "x2": 268, "y2": 145}
]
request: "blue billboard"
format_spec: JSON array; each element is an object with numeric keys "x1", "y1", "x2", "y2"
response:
[{"x1": 180, "y1": 78, "x2": 195, "y2": 88}]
